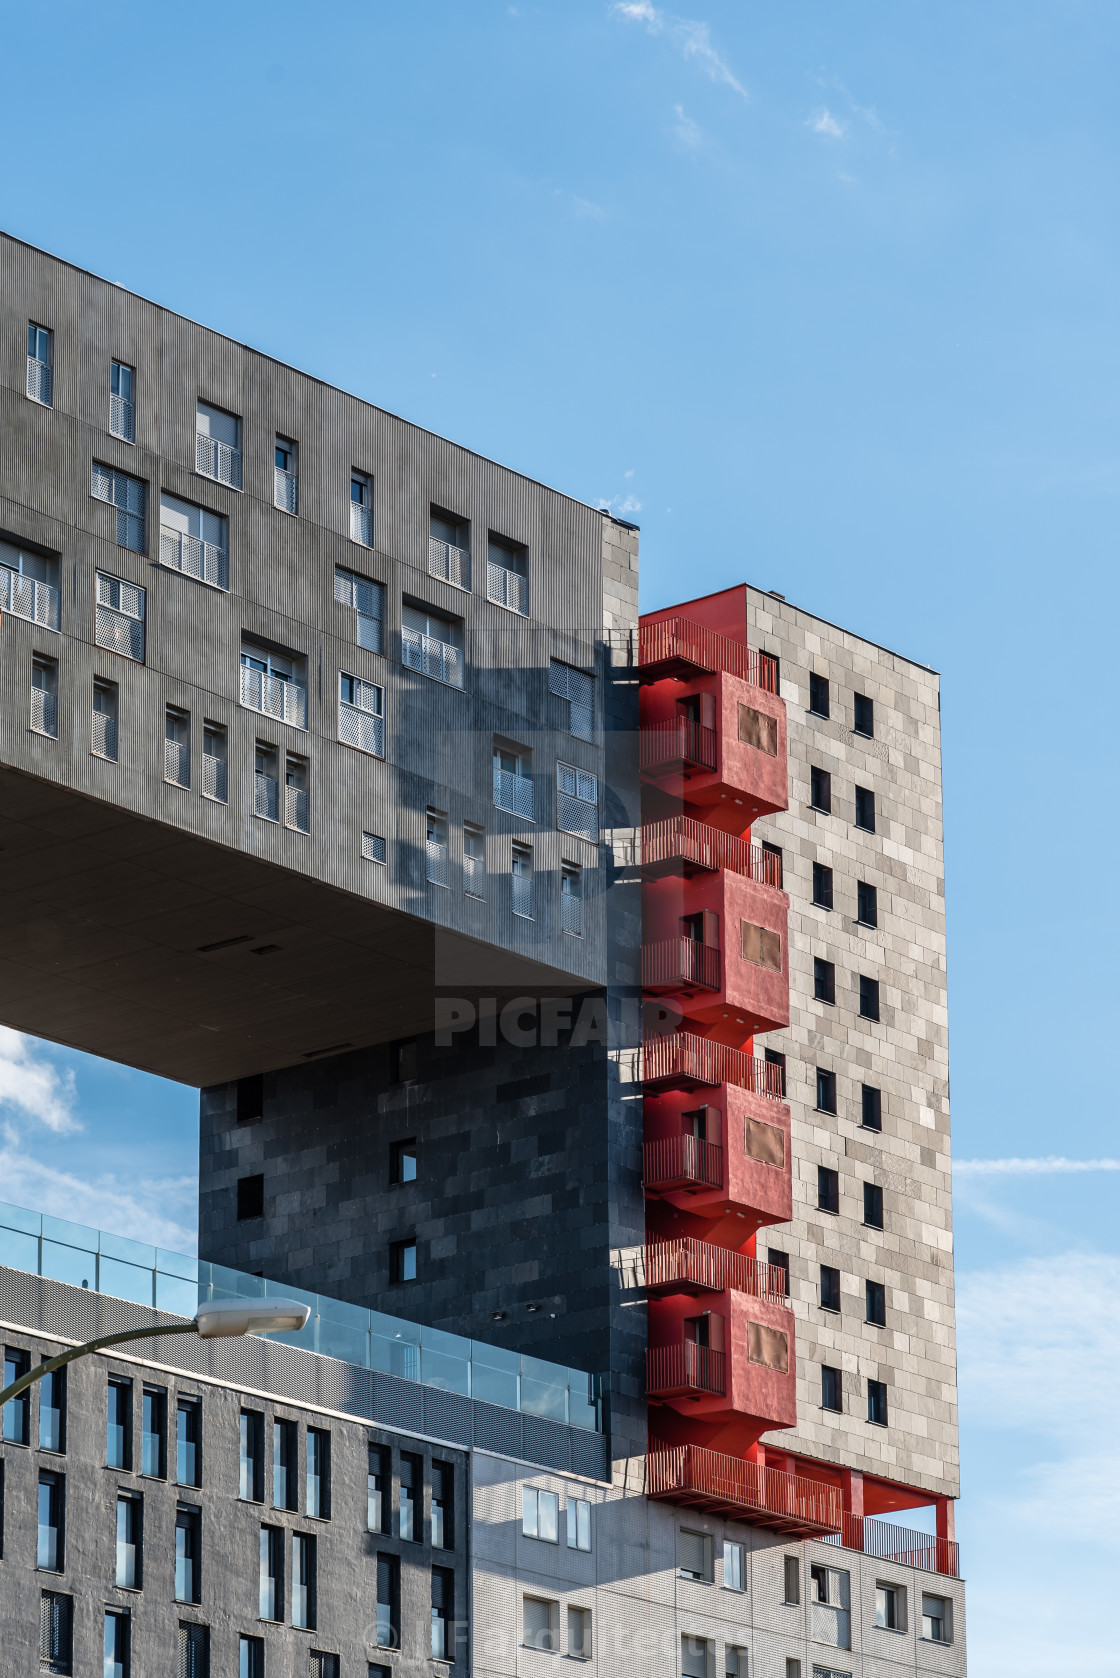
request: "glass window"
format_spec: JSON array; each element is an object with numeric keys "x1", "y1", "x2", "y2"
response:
[
  {"x1": 809, "y1": 672, "x2": 829, "y2": 717},
  {"x1": 109, "y1": 361, "x2": 135, "y2": 442},
  {"x1": 91, "y1": 463, "x2": 147, "y2": 553},
  {"x1": 511, "y1": 844, "x2": 533, "y2": 920},
  {"x1": 141, "y1": 1388, "x2": 166, "y2": 1478},
  {"x1": 37, "y1": 1472, "x2": 64, "y2": 1570},
  {"x1": 367, "y1": 1445, "x2": 388, "y2": 1533},
  {"x1": 259, "y1": 1526, "x2": 282, "y2": 1620},
  {"x1": 549, "y1": 659, "x2": 595, "y2": 740},
  {"x1": 376, "y1": 1554, "x2": 399, "y2": 1649},
  {"x1": 431, "y1": 1566, "x2": 453, "y2": 1659},
  {"x1": 291, "y1": 1532, "x2": 314, "y2": 1628},
  {"x1": 568, "y1": 1605, "x2": 592, "y2": 1660},
  {"x1": 812, "y1": 862, "x2": 833, "y2": 909},
  {"x1": 27, "y1": 323, "x2": 53, "y2": 404},
  {"x1": 107, "y1": 1378, "x2": 131, "y2": 1468},
  {"x1": 195, "y1": 401, "x2": 242, "y2": 488},
  {"x1": 855, "y1": 785, "x2": 876, "y2": 832},
  {"x1": 95, "y1": 571, "x2": 146, "y2": 662},
  {"x1": 566, "y1": 1497, "x2": 591, "y2": 1552},
  {"x1": 176, "y1": 1400, "x2": 201, "y2": 1487},
  {"x1": 115, "y1": 1494, "x2": 139, "y2": 1588},
  {"x1": 240, "y1": 1411, "x2": 263, "y2": 1501},
  {"x1": 39, "y1": 1368, "x2": 64, "y2": 1453},
  {"x1": 350, "y1": 471, "x2": 373, "y2": 545},
  {"x1": 174, "y1": 1506, "x2": 200, "y2": 1602},
  {"x1": 402, "y1": 601, "x2": 463, "y2": 686},
  {"x1": 486, "y1": 533, "x2": 528, "y2": 615},
  {"x1": 239, "y1": 1635, "x2": 263, "y2": 1678},
  {"x1": 464, "y1": 823, "x2": 485, "y2": 898},
  {"x1": 522, "y1": 1486, "x2": 559, "y2": 1542},
  {"x1": 432, "y1": 1462, "x2": 453, "y2": 1550},
  {"x1": 335, "y1": 567, "x2": 385, "y2": 654},
  {"x1": 399, "y1": 1454, "x2": 420, "y2": 1541},
  {"x1": 306, "y1": 1429, "x2": 330, "y2": 1519},
  {"x1": 853, "y1": 693, "x2": 874, "y2": 737},
  {"x1": 561, "y1": 864, "x2": 582, "y2": 935},
  {"x1": 723, "y1": 1538, "x2": 745, "y2": 1591},
  {"x1": 104, "y1": 1610, "x2": 130, "y2": 1678},
  {"x1": 861, "y1": 1084, "x2": 882, "y2": 1131},
  {"x1": 273, "y1": 1420, "x2": 297, "y2": 1511},
  {"x1": 557, "y1": 762, "x2": 598, "y2": 840}
]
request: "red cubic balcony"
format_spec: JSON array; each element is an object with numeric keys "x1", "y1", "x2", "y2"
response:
[
  {"x1": 637, "y1": 616, "x2": 779, "y2": 692},
  {"x1": 648, "y1": 1444, "x2": 841, "y2": 1538},
  {"x1": 640, "y1": 717, "x2": 717, "y2": 776},
  {"x1": 639, "y1": 671, "x2": 787, "y2": 827},
  {"x1": 643, "y1": 1086, "x2": 791, "y2": 1240},
  {"x1": 640, "y1": 817, "x2": 783, "y2": 886},
  {"x1": 642, "y1": 936, "x2": 720, "y2": 994},
  {"x1": 643, "y1": 871, "x2": 789, "y2": 1043},
  {"x1": 642, "y1": 1031, "x2": 785, "y2": 1099},
  {"x1": 645, "y1": 1239, "x2": 787, "y2": 1304},
  {"x1": 647, "y1": 1340, "x2": 725, "y2": 1399}
]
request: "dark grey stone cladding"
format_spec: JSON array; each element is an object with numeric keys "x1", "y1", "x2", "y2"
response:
[{"x1": 0, "y1": 1266, "x2": 606, "y2": 1677}]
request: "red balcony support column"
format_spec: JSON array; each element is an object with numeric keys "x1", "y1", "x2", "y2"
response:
[
  {"x1": 840, "y1": 1468, "x2": 865, "y2": 1554},
  {"x1": 935, "y1": 1496, "x2": 955, "y2": 1544}
]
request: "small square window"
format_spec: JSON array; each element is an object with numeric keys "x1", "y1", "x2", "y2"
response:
[
  {"x1": 816, "y1": 1068, "x2": 836, "y2": 1114},
  {"x1": 863, "y1": 1181, "x2": 884, "y2": 1229},
  {"x1": 812, "y1": 862, "x2": 833, "y2": 909},
  {"x1": 813, "y1": 957, "x2": 835, "y2": 1004},
  {"x1": 390, "y1": 1239, "x2": 417, "y2": 1283},
  {"x1": 679, "y1": 1527, "x2": 712, "y2": 1581},
  {"x1": 821, "y1": 1365, "x2": 843, "y2": 1412},
  {"x1": 922, "y1": 1592, "x2": 952, "y2": 1643},
  {"x1": 819, "y1": 1264, "x2": 840, "y2": 1312},
  {"x1": 857, "y1": 880, "x2": 878, "y2": 927},
  {"x1": 809, "y1": 672, "x2": 829, "y2": 717},
  {"x1": 866, "y1": 1279, "x2": 886, "y2": 1326},
  {"x1": 861, "y1": 1084, "x2": 882, "y2": 1131},
  {"x1": 523, "y1": 1596, "x2": 557, "y2": 1652},
  {"x1": 875, "y1": 1581, "x2": 904, "y2": 1629},
  {"x1": 855, "y1": 785, "x2": 875, "y2": 832},
  {"x1": 853, "y1": 693, "x2": 874, "y2": 737},
  {"x1": 868, "y1": 1378, "x2": 889, "y2": 1426},
  {"x1": 810, "y1": 765, "x2": 831, "y2": 813},
  {"x1": 522, "y1": 1487, "x2": 560, "y2": 1542},
  {"x1": 817, "y1": 1166, "x2": 839, "y2": 1215},
  {"x1": 236, "y1": 1175, "x2": 264, "y2": 1221},
  {"x1": 859, "y1": 974, "x2": 880, "y2": 1020}
]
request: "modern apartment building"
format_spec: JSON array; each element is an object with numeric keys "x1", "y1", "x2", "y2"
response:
[{"x1": 0, "y1": 230, "x2": 964, "y2": 1675}]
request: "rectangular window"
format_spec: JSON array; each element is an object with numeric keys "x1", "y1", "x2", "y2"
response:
[
  {"x1": 390, "y1": 1238, "x2": 417, "y2": 1284},
  {"x1": 95, "y1": 572, "x2": 146, "y2": 662},
  {"x1": 93, "y1": 680, "x2": 119, "y2": 761},
  {"x1": 859, "y1": 1086, "x2": 883, "y2": 1134},
  {"x1": 376, "y1": 1554, "x2": 400, "y2": 1649},
  {"x1": 3, "y1": 1349, "x2": 29, "y2": 1443},
  {"x1": 110, "y1": 360, "x2": 135, "y2": 442},
  {"x1": 195, "y1": 402, "x2": 242, "y2": 489},
  {"x1": 426, "y1": 808, "x2": 449, "y2": 887},
  {"x1": 237, "y1": 1174, "x2": 264, "y2": 1221},
  {"x1": 39, "y1": 1590, "x2": 72, "y2": 1675},
  {"x1": 285, "y1": 754, "x2": 310, "y2": 833},
  {"x1": 522, "y1": 1485, "x2": 560, "y2": 1542},
  {"x1": 335, "y1": 567, "x2": 385, "y2": 654},
  {"x1": 254, "y1": 743, "x2": 280, "y2": 822},
  {"x1": 274, "y1": 436, "x2": 298, "y2": 513},
  {"x1": 511, "y1": 843, "x2": 533, "y2": 920},
  {"x1": 259, "y1": 1526, "x2": 282, "y2": 1620},
  {"x1": 241, "y1": 641, "x2": 307, "y2": 729},
  {"x1": 853, "y1": 693, "x2": 874, "y2": 737},
  {"x1": 160, "y1": 493, "x2": 229, "y2": 590},
  {"x1": 339, "y1": 672, "x2": 385, "y2": 756},
  {"x1": 306, "y1": 1429, "x2": 330, "y2": 1520},
  {"x1": 523, "y1": 1596, "x2": 557, "y2": 1652},
  {"x1": 783, "y1": 1555, "x2": 800, "y2": 1604},
  {"x1": 764, "y1": 1047, "x2": 787, "y2": 1096},
  {"x1": 107, "y1": 1378, "x2": 132, "y2": 1468},
  {"x1": 402, "y1": 597, "x2": 465, "y2": 686},
  {"x1": 177, "y1": 1400, "x2": 201, "y2": 1488},
  {"x1": 367, "y1": 1445, "x2": 388, "y2": 1533},
  {"x1": 291, "y1": 1532, "x2": 314, "y2": 1629},
  {"x1": 240, "y1": 1411, "x2": 264, "y2": 1502},
  {"x1": 487, "y1": 532, "x2": 528, "y2": 615},
  {"x1": 104, "y1": 1609, "x2": 130, "y2": 1678},
  {"x1": 682, "y1": 1634, "x2": 712, "y2": 1678},
  {"x1": 177, "y1": 1623, "x2": 209, "y2": 1678},
  {"x1": 786, "y1": 1659, "x2": 801, "y2": 1678},
  {"x1": 820, "y1": 1264, "x2": 841, "y2": 1312},
  {"x1": 859, "y1": 975, "x2": 880, "y2": 1021},
  {"x1": 141, "y1": 1388, "x2": 166, "y2": 1479},
  {"x1": 723, "y1": 1539, "x2": 745, "y2": 1591},
  {"x1": 239, "y1": 1635, "x2": 263, "y2": 1678},
  {"x1": 464, "y1": 823, "x2": 485, "y2": 899},
  {"x1": 566, "y1": 1496, "x2": 591, "y2": 1552},
  {"x1": 234, "y1": 1075, "x2": 262, "y2": 1125},
  {"x1": 201, "y1": 722, "x2": 227, "y2": 803},
  {"x1": 865, "y1": 1280, "x2": 886, "y2": 1326},
  {"x1": 31, "y1": 655, "x2": 59, "y2": 738},
  {"x1": 399, "y1": 1454, "x2": 421, "y2": 1541},
  {"x1": 429, "y1": 506, "x2": 470, "y2": 588},
  {"x1": 0, "y1": 537, "x2": 61, "y2": 629},
  {"x1": 813, "y1": 957, "x2": 835, "y2": 1004},
  {"x1": 363, "y1": 831, "x2": 387, "y2": 865},
  {"x1": 809, "y1": 671, "x2": 829, "y2": 717},
  {"x1": 273, "y1": 1420, "x2": 297, "y2": 1511},
  {"x1": 116, "y1": 1493, "x2": 140, "y2": 1588},
  {"x1": 308, "y1": 1654, "x2": 339, "y2": 1678},
  {"x1": 432, "y1": 1461, "x2": 453, "y2": 1550},
  {"x1": 39, "y1": 1368, "x2": 64, "y2": 1453},
  {"x1": 816, "y1": 1068, "x2": 836, "y2": 1114},
  {"x1": 767, "y1": 1248, "x2": 790, "y2": 1297},
  {"x1": 855, "y1": 785, "x2": 875, "y2": 832},
  {"x1": 549, "y1": 659, "x2": 595, "y2": 741},
  {"x1": 868, "y1": 1378, "x2": 889, "y2": 1426},
  {"x1": 760, "y1": 840, "x2": 784, "y2": 886},
  {"x1": 810, "y1": 765, "x2": 831, "y2": 813},
  {"x1": 812, "y1": 862, "x2": 833, "y2": 910},
  {"x1": 821, "y1": 1365, "x2": 843, "y2": 1413},
  {"x1": 38, "y1": 1471, "x2": 64, "y2": 1570},
  {"x1": 165, "y1": 706, "x2": 190, "y2": 788},
  {"x1": 863, "y1": 1182, "x2": 884, "y2": 1229},
  {"x1": 27, "y1": 322, "x2": 53, "y2": 405},
  {"x1": 390, "y1": 1138, "x2": 417, "y2": 1185},
  {"x1": 818, "y1": 1166, "x2": 839, "y2": 1214},
  {"x1": 679, "y1": 1527, "x2": 712, "y2": 1581},
  {"x1": 856, "y1": 881, "x2": 877, "y2": 927},
  {"x1": 557, "y1": 762, "x2": 598, "y2": 840},
  {"x1": 494, "y1": 744, "x2": 534, "y2": 820},
  {"x1": 921, "y1": 1592, "x2": 952, "y2": 1643},
  {"x1": 741, "y1": 921, "x2": 782, "y2": 971},
  {"x1": 92, "y1": 463, "x2": 147, "y2": 553},
  {"x1": 431, "y1": 1566, "x2": 454, "y2": 1659},
  {"x1": 175, "y1": 1505, "x2": 201, "y2": 1602},
  {"x1": 568, "y1": 1605, "x2": 592, "y2": 1661},
  {"x1": 561, "y1": 863, "x2": 583, "y2": 936},
  {"x1": 351, "y1": 471, "x2": 374, "y2": 546}
]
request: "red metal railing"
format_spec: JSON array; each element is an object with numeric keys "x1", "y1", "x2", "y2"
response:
[
  {"x1": 641, "y1": 817, "x2": 783, "y2": 887},
  {"x1": 648, "y1": 1443, "x2": 841, "y2": 1535},
  {"x1": 826, "y1": 1514, "x2": 960, "y2": 1579},
  {"x1": 645, "y1": 1239, "x2": 788, "y2": 1304},
  {"x1": 642, "y1": 937, "x2": 720, "y2": 992},
  {"x1": 642, "y1": 1031, "x2": 785, "y2": 1100},
  {"x1": 646, "y1": 1342, "x2": 725, "y2": 1397},
  {"x1": 639, "y1": 717, "x2": 717, "y2": 773},
  {"x1": 642, "y1": 1135, "x2": 724, "y2": 1191},
  {"x1": 638, "y1": 617, "x2": 779, "y2": 692}
]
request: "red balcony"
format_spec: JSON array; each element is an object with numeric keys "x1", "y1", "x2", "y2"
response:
[
  {"x1": 640, "y1": 717, "x2": 717, "y2": 776},
  {"x1": 648, "y1": 1444, "x2": 841, "y2": 1538},
  {"x1": 641, "y1": 817, "x2": 783, "y2": 886},
  {"x1": 643, "y1": 1086, "x2": 791, "y2": 1240},
  {"x1": 645, "y1": 1239, "x2": 787, "y2": 1304},
  {"x1": 637, "y1": 616, "x2": 779, "y2": 692},
  {"x1": 642, "y1": 937, "x2": 720, "y2": 993},
  {"x1": 643, "y1": 1134, "x2": 724, "y2": 1192},
  {"x1": 643, "y1": 869, "x2": 789, "y2": 1042},
  {"x1": 639, "y1": 670, "x2": 787, "y2": 827},
  {"x1": 642, "y1": 1031, "x2": 784, "y2": 1098},
  {"x1": 646, "y1": 1340, "x2": 726, "y2": 1398}
]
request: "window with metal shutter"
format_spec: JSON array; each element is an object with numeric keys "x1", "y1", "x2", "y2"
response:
[
  {"x1": 550, "y1": 660, "x2": 595, "y2": 740},
  {"x1": 679, "y1": 1527, "x2": 710, "y2": 1580},
  {"x1": 682, "y1": 1633, "x2": 711, "y2": 1678},
  {"x1": 523, "y1": 1596, "x2": 556, "y2": 1651}
]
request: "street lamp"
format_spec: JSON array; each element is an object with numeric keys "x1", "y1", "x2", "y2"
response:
[{"x1": 0, "y1": 1298, "x2": 311, "y2": 1411}]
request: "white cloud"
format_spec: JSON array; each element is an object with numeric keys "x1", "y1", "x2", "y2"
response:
[
  {"x1": 0, "y1": 1143, "x2": 198, "y2": 1253},
  {"x1": 0, "y1": 1026, "x2": 78, "y2": 1134},
  {"x1": 598, "y1": 494, "x2": 643, "y2": 515},
  {"x1": 671, "y1": 103, "x2": 702, "y2": 150},
  {"x1": 955, "y1": 1155, "x2": 1120, "y2": 1175},
  {"x1": 807, "y1": 107, "x2": 845, "y2": 141},
  {"x1": 612, "y1": 2, "x2": 747, "y2": 99}
]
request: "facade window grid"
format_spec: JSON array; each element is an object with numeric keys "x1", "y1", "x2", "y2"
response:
[
  {"x1": 37, "y1": 1471, "x2": 64, "y2": 1570},
  {"x1": 259, "y1": 1525, "x2": 283, "y2": 1620},
  {"x1": 275, "y1": 437, "x2": 298, "y2": 513},
  {"x1": 808, "y1": 671, "x2": 829, "y2": 717},
  {"x1": 31, "y1": 654, "x2": 59, "y2": 739},
  {"x1": 859, "y1": 974, "x2": 880, "y2": 1020},
  {"x1": 165, "y1": 706, "x2": 190, "y2": 788},
  {"x1": 549, "y1": 659, "x2": 595, "y2": 741},
  {"x1": 867, "y1": 1378, "x2": 889, "y2": 1426},
  {"x1": 160, "y1": 492, "x2": 228, "y2": 590},
  {"x1": 0, "y1": 540, "x2": 61, "y2": 631},
  {"x1": 115, "y1": 1492, "x2": 140, "y2": 1588},
  {"x1": 351, "y1": 472, "x2": 374, "y2": 546},
  {"x1": 463, "y1": 823, "x2": 485, "y2": 898},
  {"x1": 202, "y1": 723, "x2": 227, "y2": 803},
  {"x1": 91, "y1": 463, "x2": 146, "y2": 553},
  {"x1": 177, "y1": 1399, "x2": 201, "y2": 1487},
  {"x1": 401, "y1": 602, "x2": 463, "y2": 688},
  {"x1": 195, "y1": 402, "x2": 242, "y2": 489},
  {"x1": 335, "y1": 567, "x2": 385, "y2": 654},
  {"x1": 557, "y1": 761, "x2": 598, "y2": 840},
  {"x1": 853, "y1": 692, "x2": 874, "y2": 737},
  {"x1": 810, "y1": 765, "x2": 831, "y2": 813},
  {"x1": 816, "y1": 1067, "x2": 836, "y2": 1114},
  {"x1": 426, "y1": 809, "x2": 449, "y2": 887},
  {"x1": 106, "y1": 1377, "x2": 132, "y2": 1468},
  {"x1": 27, "y1": 322, "x2": 53, "y2": 405},
  {"x1": 494, "y1": 745, "x2": 534, "y2": 820},
  {"x1": 429, "y1": 507, "x2": 471, "y2": 589},
  {"x1": 486, "y1": 533, "x2": 528, "y2": 616},
  {"x1": 561, "y1": 863, "x2": 583, "y2": 935},
  {"x1": 93, "y1": 680, "x2": 119, "y2": 761},
  {"x1": 511, "y1": 844, "x2": 533, "y2": 920},
  {"x1": 817, "y1": 1166, "x2": 839, "y2": 1215},
  {"x1": 339, "y1": 672, "x2": 385, "y2": 757},
  {"x1": 110, "y1": 361, "x2": 135, "y2": 442},
  {"x1": 285, "y1": 755, "x2": 309, "y2": 834},
  {"x1": 291, "y1": 1531, "x2": 315, "y2": 1629},
  {"x1": 95, "y1": 571, "x2": 146, "y2": 663},
  {"x1": 861, "y1": 1084, "x2": 882, "y2": 1131}
]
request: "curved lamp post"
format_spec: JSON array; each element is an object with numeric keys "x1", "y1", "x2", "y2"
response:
[{"x1": 0, "y1": 1298, "x2": 311, "y2": 1411}]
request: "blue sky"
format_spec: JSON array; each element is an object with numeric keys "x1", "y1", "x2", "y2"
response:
[{"x1": 1, "y1": 1, "x2": 1117, "y2": 1669}]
